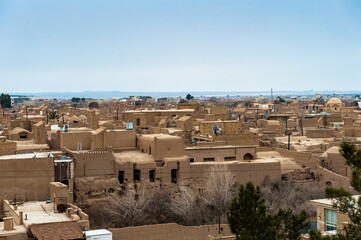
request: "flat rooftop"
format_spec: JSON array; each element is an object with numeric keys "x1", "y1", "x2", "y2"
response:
[
  {"x1": 310, "y1": 195, "x2": 361, "y2": 207},
  {"x1": 0, "y1": 152, "x2": 53, "y2": 160},
  {"x1": 139, "y1": 134, "x2": 181, "y2": 139},
  {"x1": 17, "y1": 201, "x2": 73, "y2": 227},
  {"x1": 191, "y1": 159, "x2": 280, "y2": 165},
  {"x1": 185, "y1": 145, "x2": 256, "y2": 150},
  {"x1": 124, "y1": 108, "x2": 195, "y2": 113},
  {"x1": 114, "y1": 151, "x2": 155, "y2": 164}
]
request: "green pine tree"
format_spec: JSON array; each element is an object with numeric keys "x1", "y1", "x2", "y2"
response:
[
  {"x1": 227, "y1": 182, "x2": 278, "y2": 240},
  {"x1": 0, "y1": 93, "x2": 11, "y2": 108}
]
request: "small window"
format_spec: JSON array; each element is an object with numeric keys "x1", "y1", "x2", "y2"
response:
[
  {"x1": 190, "y1": 158, "x2": 195, "y2": 163},
  {"x1": 19, "y1": 133, "x2": 27, "y2": 139},
  {"x1": 224, "y1": 156, "x2": 236, "y2": 161},
  {"x1": 171, "y1": 169, "x2": 177, "y2": 183},
  {"x1": 243, "y1": 153, "x2": 253, "y2": 160},
  {"x1": 325, "y1": 209, "x2": 337, "y2": 232},
  {"x1": 149, "y1": 170, "x2": 155, "y2": 182},
  {"x1": 118, "y1": 171, "x2": 124, "y2": 184},
  {"x1": 134, "y1": 169, "x2": 141, "y2": 181},
  {"x1": 203, "y1": 157, "x2": 215, "y2": 162}
]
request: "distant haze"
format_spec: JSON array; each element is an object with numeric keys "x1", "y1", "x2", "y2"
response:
[
  {"x1": 9, "y1": 90, "x2": 361, "y2": 99},
  {"x1": 1, "y1": 1, "x2": 361, "y2": 92}
]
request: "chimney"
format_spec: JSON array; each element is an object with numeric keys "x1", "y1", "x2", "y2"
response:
[{"x1": 3, "y1": 217, "x2": 14, "y2": 231}]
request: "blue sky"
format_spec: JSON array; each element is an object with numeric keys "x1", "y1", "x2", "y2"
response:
[{"x1": 0, "y1": 0, "x2": 361, "y2": 93}]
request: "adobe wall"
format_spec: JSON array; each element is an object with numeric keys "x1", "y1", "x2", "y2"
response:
[
  {"x1": 60, "y1": 131, "x2": 92, "y2": 150},
  {"x1": 185, "y1": 146, "x2": 256, "y2": 162},
  {"x1": 137, "y1": 136, "x2": 155, "y2": 155},
  {"x1": 344, "y1": 128, "x2": 361, "y2": 137},
  {"x1": 49, "y1": 182, "x2": 73, "y2": 204},
  {"x1": 134, "y1": 113, "x2": 148, "y2": 128},
  {"x1": 154, "y1": 137, "x2": 185, "y2": 160},
  {"x1": 301, "y1": 118, "x2": 320, "y2": 128},
  {"x1": 200, "y1": 121, "x2": 242, "y2": 135},
  {"x1": 70, "y1": 149, "x2": 114, "y2": 177},
  {"x1": 320, "y1": 152, "x2": 350, "y2": 178},
  {"x1": 190, "y1": 160, "x2": 281, "y2": 187},
  {"x1": 317, "y1": 166, "x2": 353, "y2": 192},
  {"x1": 306, "y1": 129, "x2": 335, "y2": 138},
  {"x1": 0, "y1": 157, "x2": 54, "y2": 201},
  {"x1": 87, "y1": 110, "x2": 99, "y2": 129},
  {"x1": 109, "y1": 223, "x2": 232, "y2": 240},
  {"x1": 105, "y1": 130, "x2": 136, "y2": 150},
  {"x1": 0, "y1": 141, "x2": 16, "y2": 156},
  {"x1": 215, "y1": 132, "x2": 258, "y2": 145},
  {"x1": 177, "y1": 117, "x2": 192, "y2": 131},
  {"x1": 157, "y1": 156, "x2": 191, "y2": 184},
  {"x1": 33, "y1": 121, "x2": 47, "y2": 144},
  {"x1": 91, "y1": 128, "x2": 106, "y2": 150},
  {"x1": 8, "y1": 132, "x2": 34, "y2": 141},
  {"x1": 275, "y1": 148, "x2": 318, "y2": 169},
  {"x1": 49, "y1": 131, "x2": 61, "y2": 150},
  {"x1": 10, "y1": 120, "x2": 32, "y2": 132},
  {"x1": 177, "y1": 102, "x2": 200, "y2": 111},
  {"x1": 137, "y1": 135, "x2": 185, "y2": 161}
]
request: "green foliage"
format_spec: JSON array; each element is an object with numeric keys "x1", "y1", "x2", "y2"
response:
[
  {"x1": 308, "y1": 230, "x2": 346, "y2": 240},
  {"x1": 227, "y1": 182, "x2": 307, "y2": 240},
  {"x1": 186, "y1": 94, "x2": 194, "y2": 100},
  {"x1": 0, "y1": 93, "x2": 11, "y2": 108},
  {"x1": 48, "y1": 111, "x2": 60, "y2": 119},
  {"x1": 325, "y1": 187, "x2": 351, "y2": 198},
  {"x1": 71, "y1": 97, "x2": 80, "y2": 102},
  {"x1": 277, "y1": 96, "x2": 285, "y2": 103},
  {"x1": 71, "y1": 97, "x2": 86, "y2": 103},
  {"x1": 311, "y1": 142, "x2": 361, "y2": 239},
  {"x1": 276, "y1": 209, "x2": 307, "y2": 240}
]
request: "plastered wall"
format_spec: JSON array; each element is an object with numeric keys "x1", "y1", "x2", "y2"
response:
[
  {"x1": 0, "y1": 157, "x2": 54, "y2": 201},
  {"x1": 109, "y1": 223, "x2": 232, "y2": 240}
]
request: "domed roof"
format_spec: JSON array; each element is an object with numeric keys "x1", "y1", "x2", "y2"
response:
[{"x1": 327, "y1": 97, "x2": 342, "y2": 104}]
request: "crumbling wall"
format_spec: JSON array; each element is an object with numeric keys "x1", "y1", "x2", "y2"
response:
[{"x1": 74, "y1": 176, "x2": 121, "y2": 203}]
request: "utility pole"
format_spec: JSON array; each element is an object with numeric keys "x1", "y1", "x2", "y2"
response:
[
  {"x1": 300, "y1": 117, "x2": 304, "y2": 136},
  {"x1": 218, "y1": 217, "x2": 221, "y2": 234},
  {"x1": 271, "y1": 88, "x2": 273, "y2": 103},
  {"x1": 46, "y1": 110, "x2": 48, "y2": 124},
  {"x1": 285, "y1": 129, "x2": 292, "y2": 150}
]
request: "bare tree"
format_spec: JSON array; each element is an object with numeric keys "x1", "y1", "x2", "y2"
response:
[
  {"x1": 261, "y1": 178, "x2": 325, "y2": 217},
  {"x1": 203, "y1": 164, "x2": 237, "y2": 222},
  {"x1": 171, "y1": 183, "x2": 203, "y2": 225},
  {"x1": 105, "y1": 184, "x2": 154, "y2": 227}
]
